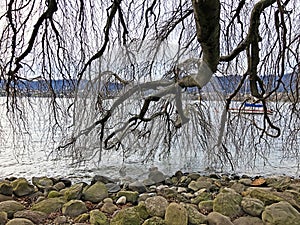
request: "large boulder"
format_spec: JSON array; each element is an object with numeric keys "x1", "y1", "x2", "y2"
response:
[
  {"x1": 213, "y1": 188, "x2": 243, "y2": 218},
  {"x1": 145, "y1": 196, "x2": 169, "y2": 217},
  {"x1": 31, "y1": 197, "x2": 66, "y2": 214},
  {"x1": 62, "y1": 200, "x2": 88, "y2": 217},
  {"x1": 0, "y1": 200, "x2": 25, "y2": 218},
  {"x1": 82, "y1": 181, "x2": 108, "y2": 203},
  {"x1": 165, "y1": 202, "x2": 188, "y2": 225},
  {"x1": 207, "y1": 212, "x2": 234, "y2": 225},
  {"x1": 241, "y1": 197, "x2": 265, "y2": 217},
  {"x1": 110, "y1": 208, "x2": 142, "y2": 225},
  {"x1": 262, "y1": 201, "x2": 300, "y2": 225},
  {"x1": 89, "y1": 209, "x2": 109, "y2": 225},
  {"x1": 148, "y1": 169, "x2": 165, "y2": 184},
  {"x1": 11, "y1": 178, "x2": 35, "y2": 197}
]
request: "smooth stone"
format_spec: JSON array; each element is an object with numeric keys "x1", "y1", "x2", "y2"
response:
[
  {"x1": 230, "y1": 182, "x2": 246, "y2": 194},
  {"x1": 0, "y1": 200, "x2": 25, "y2": 218},
  {"x1": 239, "y1": 178, "x2": 253, "y2": 186},
  {"x1": 116, "y1": 196, "x2": 127, "y2": 204},
  {"x1": 58, "y1": 178, "x2": 72, "y2": 187},
  {"x1": 145, "y1": 196, "x2": 169, "y2": 217},
  {"x1": 82, "y1": 181, "x2": 108, "y2": 203},
  {"x1": 62, "y1": 200, "x2": 88, "y2": 217},
  {"x1": 14, "y1": 210, "x2": 47, "y2": 224},
  {"x1": 262, "y1": 201, "x2": 300, "y2": 225},
  {"x1": 0, "y1": 194, "x2": 13, "y2": 202},
  {"x1": 248, "y1": 188, "x2": 284, "y2": 205},
  {"x1": 0, "y1": 211, "x2": 7, "y2": 225},
  {"x1": 233, "y1": 216, "x2": 264, "y2": 225},
  {"x1": 143, "y1": 179, "x2": 156, "y2": 187},
  {"x1": 53, "y1": 182, "x2": 66, "y2": 191},
  {"x1": 165, "y1": 202, "x2": 188, "y2": 225},
  {"x1": 48, "y1": 190, "x2": 63, "y2": 198},
  {"x1": 53, "y1": 215, "x2": 67, "y2": 224},
  {"x1": 207, "y1": 212, "x2": 234, "y2": 225},
  {"x1": 5, "y1": 218, "x2": 34, "y2": 225}
]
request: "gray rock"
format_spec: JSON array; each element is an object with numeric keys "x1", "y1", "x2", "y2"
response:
[
  {"x1": 241, "y1": 197, "x2": 264, "y2": 217},
  {"x1": 165, "y1": 202, "x2": 188, "y2": 225},
  {"x1": 143, "y1": 178, "x2": 156, "y2": 187},
  {"x1": 262, "y1": 201, "x2": 300, "y2": 225},
  {"x1": 129, "y1": 181, "x2": 147, "y2": 193},
  {"x1": 0, "y1": 194, "x2": 13, "y2": 202},
  {"x1": 82, "y1": 181, "x2": 108, "y2": 203},
  {"x1": 62, "y1": 200, "x2": 88, "y2": 217},
  {"x1": 0, "y1": 181, "x2": 13, "y2": 196},
  {"x1": 0, "y1": 200, "x2": 25, "y2": 218},
  {"x1": 92, "y1": 175, "x2": 116, "y2": 185},
  {"x1": 207, "y1": 212, "x2": 234, "y2": 225},
  {"x1": 11, "y1": 178, "x2": 35, "y2": 197},
  {"x1": 239, "y1": 178, "x2": 252, "y2": 186},
  {"x1": 188, "y1": 180, "x2": 211, "y2": 192},
  {"x1": 145, "y1": 196, "x2": 169, "y2": 217},
  {"x1": 233, "y1": 216, "x2": 264, "y2": 225},
  {"x1": 148, "y1": 170, "x2": 165, "y2": 184},
  {"x1": 230, "y1": 182, "x2": 246, "y2": 194},
  {"x1": 5, "y1": 218, "x2": 34, "y2": 225},
  {"x1": 53, "y1": 181, "x2": 66, "y2": 191},
  {"x1": 53, "y1": 216, "x2": 67, "y2": 224},
  {"x1": 116, "y1": 196, "x2": 127, "y2": 204},
  {"x1": 0, "y1": 211, "x2": 7, "y2": 225},
  {"x1": 106, "y1": 183, "x2": 121, "y2": 193},
  {"x1": 32, "y1": 177, "x2": 53, "y2": 191},
  {"x1": 14, "y1": 210, "x2": 47, "y2": 224},
  {"x1": 213, "y1": 188, "x2": 243, "y2": 218}
]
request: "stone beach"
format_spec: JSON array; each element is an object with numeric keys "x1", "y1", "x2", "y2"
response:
[{"x1": 1, "y1": 168, "x2": 300, "y2": 225}]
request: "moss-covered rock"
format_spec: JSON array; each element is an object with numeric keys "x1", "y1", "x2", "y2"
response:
[
  {"x1": 116, "y1": 190, "x2": 139, "y2": 203},
  {"x1": 142, "y1": 216, "x2": 166, "y2": 225},
  {"x1": 63, "y1": 183, "x2": 84, "y2": 201},
  {"x1": 241, "y1": 197, "x2": 265, "y2": 217},
  {"x1": 191, "y1": 191, "x2": 212, "y2": 204},
  {"x1": 0, "y1": 211, "x2": 7, "y2": 225},
  {"x1": 48, "y1": 190, "x2": 63, "y2": 198},
  {"x1": 207, "y1": 212, "x2": 234, "y2": 225},
  {"x1": 32, "y1": 177, "x2": 53, "y2": 191},
  {"x1": 198, "y1": 200, "x2": 214, "y2": 213},
  {"x1": 62, "y1": 199, "x2": 88, "y2": 217},
  {"x1": 262, "y1": 201, "x2": 300, "y2": 225},
  {"x1": 213, "y1": 188, "x2": 243, "y2": 218},
  {"x1": 74, "y1": 213, "x2": 90, "y2": 223},
  {"x1": 89, "y1": 209, "x2": 109, "y2": 225},
  {"x1": 110, "y1": 207, "x2": 142, "y2": 225},
  {"x1": 31, "y1": 197, "x2": 66, "y2": 214},
  {"x1": 82, "y1": 181, "x2": 108, "y2": 203},
  {"x1": 11, "y1": 178, "x2": 35, "y2": 197},
  {"x1": 248, "y1": 188, "x2": 284, "y2": 205},
  {"x1": 0, "y1": 181, "x2": 13, "y2": 196},
  {"x1": 165, "y1": 202, "x2": 188, "y2": 225},
  {"x1": 233, "y1": 216, "x2": 264, "y2": 225},
  {"x1": 134, "y1": 201, "x2": 149, "y2": 220},
  {"x1": 14, "y1": 210, "x2": 47, "y2": 224},
  {"x1": 0, "y1": 200, "x2": 25, "y2": 218},
  {"x1": 185, "y1": 204, "x2": 207, "y2": 225},
  {"x1": 6, "y1": 218, "x2": 35, "y2": 225}
]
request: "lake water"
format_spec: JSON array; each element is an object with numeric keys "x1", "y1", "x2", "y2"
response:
[{"x1": 0, "y1": 97, "x2": 299, "y2": 183}]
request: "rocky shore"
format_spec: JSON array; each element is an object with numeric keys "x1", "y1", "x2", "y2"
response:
[{"x1": 1, "y1": 168, "x2": 300, "y2": 225}]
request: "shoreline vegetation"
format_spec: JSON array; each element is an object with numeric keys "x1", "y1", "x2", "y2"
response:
[{"x1": 1, "y1": 170, "x2": 300, "y2": 225}]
